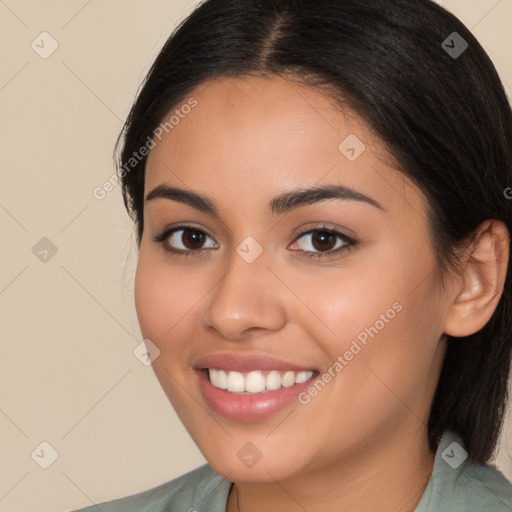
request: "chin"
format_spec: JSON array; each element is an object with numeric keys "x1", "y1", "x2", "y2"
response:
[{"x1": 202, "y1": 442, "x2": 308, "y2": 483}]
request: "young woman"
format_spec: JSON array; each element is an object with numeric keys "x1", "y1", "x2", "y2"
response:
[{"x1": 73, "y1": 0, "x2": 512, "y2": 510}]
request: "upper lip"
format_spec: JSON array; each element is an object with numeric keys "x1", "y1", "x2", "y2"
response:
[{"x1": 193, "y1": 353, "x2": 317, "y2": 373}]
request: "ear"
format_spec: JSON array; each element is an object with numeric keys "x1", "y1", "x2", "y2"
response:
[{"x1": 443, "y1": 220, "x2": 510, "y2": 338}]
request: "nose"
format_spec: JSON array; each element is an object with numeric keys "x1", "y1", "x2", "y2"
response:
[{"x1": 201, "y1": 244, "x2": 287, "y2": 341}]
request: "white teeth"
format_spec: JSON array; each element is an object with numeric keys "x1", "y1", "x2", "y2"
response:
[
  {"x1": 209, "y1": 368, "x2": 228, "y2": 389},
  {"x1": 208, "y1": 369, "x2": 314, "y2": 394},
  {"x1": 266, "y1": 370, "x2": 282, "y2": 390},
  {"x1": 282, "y1": 371, "x2": 295, "y2": 387},
  {"x1": 227, "y1": 371, "x2": 245, "y2": 392},
  {"x1": 245, "y1": 371, "x2": 266, "y2": 393},
  {"x1": 295, "y1": 371, "x2": 311, "y2": 384}
]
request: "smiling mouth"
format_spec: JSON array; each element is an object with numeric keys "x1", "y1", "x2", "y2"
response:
[{"x1": 204, "y1": 368, "x2": 318, "y2": 394}]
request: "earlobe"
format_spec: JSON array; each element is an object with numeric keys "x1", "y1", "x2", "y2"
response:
[{"x1": 443, "y1": 220, "x2": 510, "y2": 338}]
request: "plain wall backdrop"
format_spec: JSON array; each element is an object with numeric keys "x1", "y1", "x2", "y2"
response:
[{"x1": 1, "y1": 1, "x2": 511, "y2": 511}]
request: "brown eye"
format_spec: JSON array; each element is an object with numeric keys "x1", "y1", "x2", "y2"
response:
[
  {"x1": 179, "y1": 228, "x2": 206, "y2": 250},
  {"x1": 310, "y1": 231, "x2": 338, "y2": 252},
  {"x1": 292, "y1": 228, "x2": 352, "y2": 256},
  {"x1": 292, "y1": 226, "x2": 358, "y2": 258},
  {"x1": 154, "y1": 226, "x2": 218, "y2": 254}
]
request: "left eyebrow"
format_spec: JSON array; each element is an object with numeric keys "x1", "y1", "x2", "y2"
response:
[
  {"x1": 270, "y1": 184, "x2": 386, "y2": 214},
  {"x1": 145, "y1": 183, "x2": 386, "y2": 216}
]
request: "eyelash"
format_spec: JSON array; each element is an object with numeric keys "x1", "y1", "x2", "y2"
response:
[{"x1": 152, "y1": 224, "x2": 358, "y2": 259}]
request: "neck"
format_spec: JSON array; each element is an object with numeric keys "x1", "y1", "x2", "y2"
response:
[{"x1": 226, "y1": 425, "x2": 436, "y2": 512}]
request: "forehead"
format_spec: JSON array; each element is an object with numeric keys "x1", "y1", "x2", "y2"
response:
[
  {"x1": 147, "y1": 74, "x2": 371, "y2": 172},
  {"x1": 144, "y1": 75, "x2": 427, "y2": 220},
  {"x1": 191, "y1": 74, "x2": 340, "y2": 117}
]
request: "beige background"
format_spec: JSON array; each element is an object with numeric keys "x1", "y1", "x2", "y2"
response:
[{"x1": 1, "y1": 1, "x2": 511, "y2": 511}]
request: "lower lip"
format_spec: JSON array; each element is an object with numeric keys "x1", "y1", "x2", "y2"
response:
[{"x1": 196, "y1": 369, "x2": 317, "y2": 422}]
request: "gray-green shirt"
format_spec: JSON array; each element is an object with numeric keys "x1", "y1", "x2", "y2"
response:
[{"x1": 72, "y1": 430, "x2": 512, "y2": 511}]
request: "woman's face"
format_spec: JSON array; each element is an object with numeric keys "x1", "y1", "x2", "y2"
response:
[{"x1": 135, "y1": 75, "x2": 452, "y2": 482}]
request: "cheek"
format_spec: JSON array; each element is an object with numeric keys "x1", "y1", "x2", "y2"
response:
[
  {"x1": 133, "y1": 249, "x2": 198, "y2": 390},
  {"x1": 345, "y1": 274, "x2": 441, "y2": 422},
  {"x1": 133, "y1": 249, "x2": 201, "y2": 410},
  {"x1": 134, "y1": 247, "x2": 200, "y2": 342},
  {"x1": 282, "y1": 254, "x2": 408, "y2": 355},
  {"x1": 134, "y1": 254, "x2": 166, "y2": 340},
  {"x1": 293, "y1": 241, "x2": 443, "y2": 397}
]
